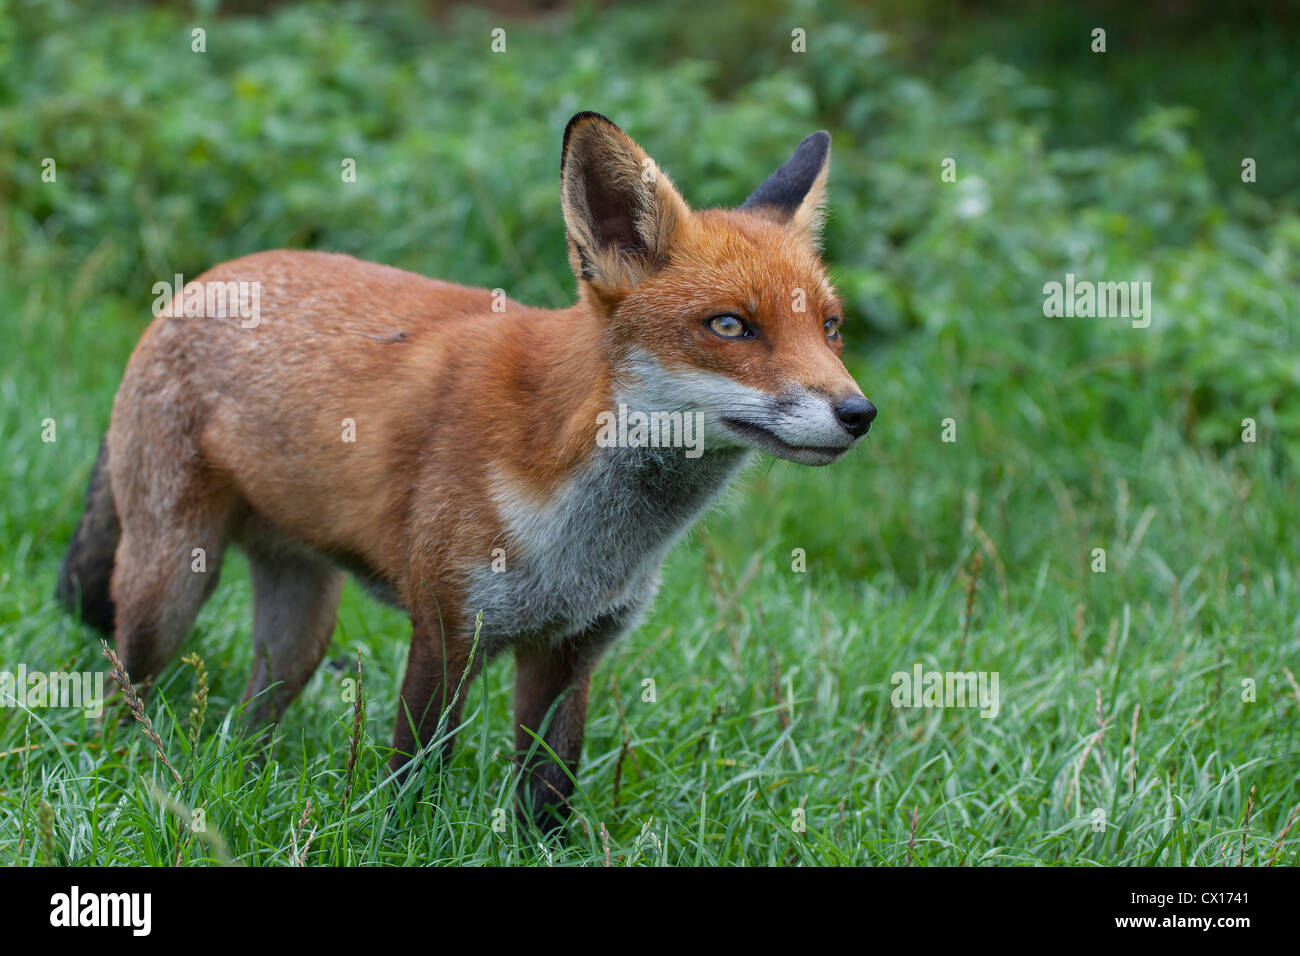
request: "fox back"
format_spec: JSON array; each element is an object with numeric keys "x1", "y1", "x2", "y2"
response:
[{"x1": 57, "y1": 112, "x2": 875, "y2": 830}]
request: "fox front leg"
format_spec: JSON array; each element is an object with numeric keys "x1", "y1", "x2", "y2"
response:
[{"x1": 512, "y1": 607, "x2": 635, "y2": 833}]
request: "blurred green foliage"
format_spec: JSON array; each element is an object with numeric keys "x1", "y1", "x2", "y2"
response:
[{"x1": 2, "y1": 0, "x2": 1296, "y2": 461}]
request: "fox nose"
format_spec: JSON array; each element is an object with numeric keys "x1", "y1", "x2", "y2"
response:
[{"x1": 834, "y1": 396, "x2": 877, "y2": 437}]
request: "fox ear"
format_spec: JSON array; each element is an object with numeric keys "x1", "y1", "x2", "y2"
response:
[
  {"x1": 741, "y1": 131, "x2": 831, "y2": 246},
  {"x1": 560, "y1": 112, "x2": 690, "y2": 291}
]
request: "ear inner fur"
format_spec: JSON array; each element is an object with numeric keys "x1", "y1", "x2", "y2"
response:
[{"x1": 559, "y1": 112, "x2": 690, "y2": 293}]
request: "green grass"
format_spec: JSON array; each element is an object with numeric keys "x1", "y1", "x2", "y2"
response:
[{"x1": 1, "y1": 0, "x2": 1297, "y2": 866}]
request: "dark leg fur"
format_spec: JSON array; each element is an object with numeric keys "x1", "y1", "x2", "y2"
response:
[
  {"x1": 390, "y1": 609, "x2": 480, "y2": 781},
  {"x1": 512, "y1": 608, "x2": 632, "y2": 833},
  {"x1": 514, "y1": 642, "x2": 594, "y2": 833},
  {"x1": 241, "y1": 550, "x2": 344, "y2": 725}
]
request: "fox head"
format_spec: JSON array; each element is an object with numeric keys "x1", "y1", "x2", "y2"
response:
[{"x1": 561, "y1": 111, "x2": 875, "y2": 466}]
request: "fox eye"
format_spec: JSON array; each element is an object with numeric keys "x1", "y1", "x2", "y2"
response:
[
  {"x1": 824, "y1": 316, "x2": 842, "y2": 339},
  {"x1": 706, "y1": 314, "x2": 753, "y2": 339}
]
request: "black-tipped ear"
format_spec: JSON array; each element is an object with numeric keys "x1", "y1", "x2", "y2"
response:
[
  {"x1": 560, "y1": 111, "x2": 617, "y2": 173},
  {"x1": 741, "y1": 131, "x2": 831, "y2": 243},
  {"x1": 562, "y1": 113, "x2": 647, "y2": 257},
  {"x1": 559, "y1": 112, "x2": 690, "y2": 290}
]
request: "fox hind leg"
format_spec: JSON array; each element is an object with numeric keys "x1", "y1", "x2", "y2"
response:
[
  {"x1": 109, "y1": 486, "x2": 231, "y2": 687},
  {"x1": 241, "y1": 550, "x2": 343, "y2": 725}
]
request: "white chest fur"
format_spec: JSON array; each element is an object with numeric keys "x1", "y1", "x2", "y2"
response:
[{"x1": 465, "y1": 443, "x2": 749, "y2": 651}]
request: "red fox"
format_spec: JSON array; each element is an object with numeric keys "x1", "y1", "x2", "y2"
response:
[{"x1": 57, "y1": 112, "x2": 874, "y2": 829}]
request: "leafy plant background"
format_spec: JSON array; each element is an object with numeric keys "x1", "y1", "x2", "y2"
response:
[{"x1": 0, "y1": 0, "x2": 1296, "y2": 865}]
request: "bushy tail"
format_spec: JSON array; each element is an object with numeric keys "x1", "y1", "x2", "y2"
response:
[{"x1": 56, "y1": 437, "x2": 120, "y2": 636}]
